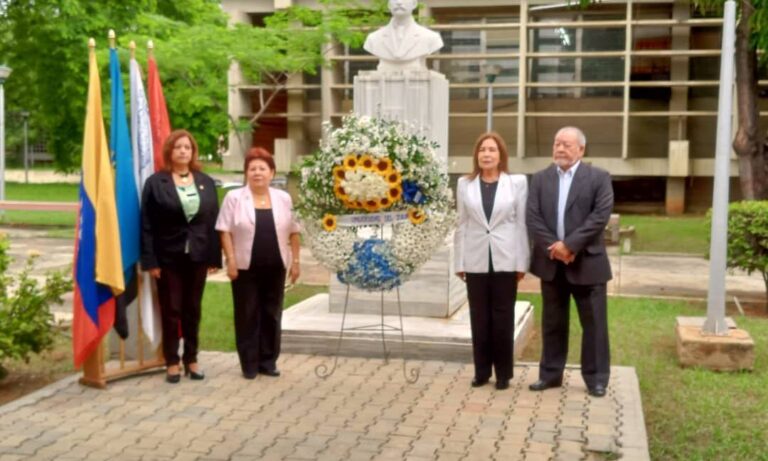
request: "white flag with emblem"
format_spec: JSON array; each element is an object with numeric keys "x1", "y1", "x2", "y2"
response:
[{"x1": 130, "y1": 57, "x2": 161, "y2": 347}]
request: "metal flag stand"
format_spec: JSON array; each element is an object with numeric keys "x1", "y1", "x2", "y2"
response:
[{"x1": 315, "y1": 224, "x2": 419, "y2": 383}]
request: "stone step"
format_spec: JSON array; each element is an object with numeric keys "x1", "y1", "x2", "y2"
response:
[{"x1": 282, "y1": 293, "x2": 535, "y2": 362}]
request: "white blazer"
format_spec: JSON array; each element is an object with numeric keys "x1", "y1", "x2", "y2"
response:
[{"x1": 454, "y1": 173, "x2": 530, "y2": 274}]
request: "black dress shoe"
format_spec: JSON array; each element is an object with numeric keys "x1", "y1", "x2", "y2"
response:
[
  {"x1": 259, "y1": 368, "x2": 281, "y2": 377},
  {"x1": 166, "y1": 373, "x2": 181, "y2": 384},
  {"x1": 471, "y1": 377, "x2": 489, "y2": 387},
  {"x1": 528, "y1": 379, "x2": 562, "y2": 391},
  {"x1": 184, "y1": 368, "x2": 205, "y2": 380},
  {"x1": 495, "y1": 379, "x2": 510, "y2": 390},
  {"x1": 588, "y1": 384, "x2": 607, "y2": 397},
  {"x1": 243, "y1": 371, "x2": 257, "y2": 380}
]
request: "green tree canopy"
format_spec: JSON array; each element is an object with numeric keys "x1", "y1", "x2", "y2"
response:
[{"x1": 0, "y1": 0, "x2": 387, "y2": 170}]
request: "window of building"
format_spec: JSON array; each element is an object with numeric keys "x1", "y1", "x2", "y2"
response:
[
  {"x1": 581, "y1": 15, "x2": 624, "y2": 97},
  {"x1": 529, "y1": 23, "x2": 577, "y2": 98},
  {"x1": 343, "y1": 45, "x2": 377, "y2": 99},
  {"x1": 434, "y1": 11, "x2": 519, "y2": 100}
]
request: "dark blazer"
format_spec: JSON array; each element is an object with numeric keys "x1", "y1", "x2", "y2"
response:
[
  {"x1": 526, "y1": 162, "x2": 613, "y2": 285},
  {"x1": 141, "y1": 170, "x2": 222, "y2": 270}
]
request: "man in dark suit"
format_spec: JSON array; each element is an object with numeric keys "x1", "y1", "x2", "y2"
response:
[{"x1": 526, "y1": 126, "x2": 614, "y2": 397}]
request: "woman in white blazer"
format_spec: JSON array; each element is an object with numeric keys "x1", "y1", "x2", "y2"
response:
[
  {"x1": 216, "y1": 148, "x2": 301, "y2": 380},
  {"x1": 454, "y1": 132, "x2": 530, "y2": 390}
]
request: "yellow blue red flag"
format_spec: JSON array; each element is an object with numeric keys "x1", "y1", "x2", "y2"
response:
[{"x1": 72, "y1": 39, "x2": 125, "y2": 368}]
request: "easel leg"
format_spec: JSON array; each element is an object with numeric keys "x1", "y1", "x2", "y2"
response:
[{"x1": 315, "y1": 283, "x2": 351, "y2": 379}]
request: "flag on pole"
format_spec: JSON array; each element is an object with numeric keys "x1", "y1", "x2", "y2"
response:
[
  {"x1": 110, "y1": 47, "x2": 140, "y2": 340},
  {"x1": 147, "y1": 52, "x2": 170, "y2": 170},
  {"x1": 130, "y1": 56, "x2": 161, "y2": 347},
  {"x1": 73, "y1": 41, "x2": 125, "y2": 368}
]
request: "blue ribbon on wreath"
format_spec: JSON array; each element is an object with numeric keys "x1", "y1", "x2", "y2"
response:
[
  {"x1": 402, "y1": 180, "x2": 426, "y2": 205},
  {"x1": 337, "y1": 239, "x2": 402, "y2": 291}
]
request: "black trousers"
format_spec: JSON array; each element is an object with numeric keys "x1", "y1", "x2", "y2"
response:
[
  {"x1": 231, "y1": 265, "x2": 286, "y2": 375},
  {"x1": 539, "y1": 263, "x2": 611, "y2": 388},
  {"x1": 155, "y1": 259, "x2": 208, "y2": 367},
  {"x1": 465, "y1": 271, "x2": 518, "y2": 381}
]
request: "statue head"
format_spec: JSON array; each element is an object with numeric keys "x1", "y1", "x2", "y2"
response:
[{"x1": 389, "y1": 0, "x2": 418, "y2": 20}]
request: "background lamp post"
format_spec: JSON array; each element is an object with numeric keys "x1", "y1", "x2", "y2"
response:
[
  {"x1": 21, "y1": 111, "x2": 29, "y2": 184},
  {"x1": 0, "y1": 64, "x2": 11, "y2": 208},
  {"x1": 484, "y1": 64, "x2": 501, "y2": 132}
]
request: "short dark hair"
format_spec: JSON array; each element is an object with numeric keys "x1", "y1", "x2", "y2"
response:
[{"x1": 244, "y1": 147, "x2": 276, "y2": 172}]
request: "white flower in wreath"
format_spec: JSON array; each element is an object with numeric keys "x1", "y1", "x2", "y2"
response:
[{"x1": 341, "y1": 170, "x2": 390, "y2": 202}]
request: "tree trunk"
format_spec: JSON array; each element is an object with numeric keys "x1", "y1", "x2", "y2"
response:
[
  {"x1": 763, "y1": 271, "x2": 768, "y2": 313},
  {"x1": 733, "y1": 0, "x2": 767, "y2": 200}
]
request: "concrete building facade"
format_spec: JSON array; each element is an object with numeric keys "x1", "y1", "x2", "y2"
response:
[{"x1": 222, "y1": 0, "x2": 768, "y2": 213}]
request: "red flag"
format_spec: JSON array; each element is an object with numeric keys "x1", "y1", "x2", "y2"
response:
[{"x1": 147, "y1": 55, "x2": 170, "y2": 171}]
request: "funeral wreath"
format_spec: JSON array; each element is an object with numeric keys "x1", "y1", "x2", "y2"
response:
[{"x1": 296, "y1": 115, "x2": 454, "y2": 291}]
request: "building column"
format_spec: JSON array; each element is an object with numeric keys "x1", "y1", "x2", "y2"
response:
[
  {"x1": 666, "y1": 177, "x2": 686, "y2": 215},
  {"x1": 320, "y1": 41, "x2": 343, "y2": 135},
  {"x1": 666, "y1": 0, "x2": 691, "y2": 214},
  {"x1": 223, "y1": 8, "x2": 255, "y2": 171},
  {"x1": 275, "y1": 73, "x2": 306, "y2": 174},
  {"x1": 224, "y1": 61, "x2": 253, "y2": 171}
]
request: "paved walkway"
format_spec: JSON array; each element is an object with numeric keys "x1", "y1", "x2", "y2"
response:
[{"x1": 0, "y1": 352, "x2": 647, "y2": 461}]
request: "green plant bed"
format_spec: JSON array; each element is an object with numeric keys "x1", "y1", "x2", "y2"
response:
[
  {"x1": 199, "y1": 282, "x2": 328, "y2": 352},
  {"x1": 518, "y1": 293, "x2": 768, "y2": 460},
  {"x1": 620, "y1": 214, "x2": 709, "y2": 254}
]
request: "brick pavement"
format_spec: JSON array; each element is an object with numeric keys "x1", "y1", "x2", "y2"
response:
[{"x1": 0, "y1": 352, "x2": 648, "y2": 461}]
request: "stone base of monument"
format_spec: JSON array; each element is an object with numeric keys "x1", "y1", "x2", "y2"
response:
[
  {"x1": 282, "y1": 294, "x2": 534, "y2": 363},
  {"x1": 675, "y1": 316, "x2": 755, "y2": 371},
  {"x1": 354, "y1": 69, "x2": 449, "y2": 162}
]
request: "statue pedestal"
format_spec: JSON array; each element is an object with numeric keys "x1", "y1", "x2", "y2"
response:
[
  {"x1": 329, "y1": 68, "x2": 465, "y2": 318},
  {"x1": 354, "y1": 70, "x2": 449, "y2": 164}
]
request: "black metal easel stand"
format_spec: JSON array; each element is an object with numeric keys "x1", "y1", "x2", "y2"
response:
[{"x1": 315, "y1": 283, "x2": 419, "y2": 383}]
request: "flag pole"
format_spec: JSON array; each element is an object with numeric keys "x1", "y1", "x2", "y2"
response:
[
  {"x1": 108, "y1": 29, "x2": 115, "y2": 49},
  {"x1": 147, "y1": 40, "x2": 154, "y2": 58},
  {"x1": 78, "y1": 34, "x2": 165, "y2": 388},
  {"x1": 129, "y1": 38, "x2": 145, "y2": 366},
  {"x1": 79, "y1": 36, "x2": 108, "y2": 389}
]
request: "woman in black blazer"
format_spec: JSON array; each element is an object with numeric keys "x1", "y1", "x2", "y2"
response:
[{"x1": 141, "y1": 129, "x2": 221, "y2": 383}]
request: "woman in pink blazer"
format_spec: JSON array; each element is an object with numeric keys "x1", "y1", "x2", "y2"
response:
[{"x1": 216, "y1": 148, "x2": 301, "y2": 380}]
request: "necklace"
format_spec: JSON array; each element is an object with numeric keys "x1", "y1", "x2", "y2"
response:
[
  {"x1": 176, "y1": 171, "x2": 191, "y2": 184},
  {"x1": 255, "y1": 194, "x2": 268, "y2": 207}
]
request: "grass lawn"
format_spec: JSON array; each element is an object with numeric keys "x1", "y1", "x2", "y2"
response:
[
  {"x1": 199, "y1": 282, "x2": 328, "y2": 352},
  {"x1": 517, "y1": 293, "x2": 768, "y2": 460},
  {"x1": 621, "y1": 214, "x2": 709, "y2": 255},
  {"x1": 0, "y1": 182, "x2": 78, "y2": 228}
]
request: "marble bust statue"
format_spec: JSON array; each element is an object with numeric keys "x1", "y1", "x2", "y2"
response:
[{"x1": 363, "y1": 0, "x2": 444, "y2": 71}]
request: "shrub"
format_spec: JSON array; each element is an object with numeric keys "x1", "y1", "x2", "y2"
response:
[
  {"x1": 0, "y1": 236, "x2": 71, "y2": 379},
  {"x1": 725, "y1": 201, "x2": 768, "y2": 310}
]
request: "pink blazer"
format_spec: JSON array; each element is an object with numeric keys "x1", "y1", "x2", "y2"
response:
[{"x1": 215, "y1": 186, "x2": 301, "y2": 270}]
